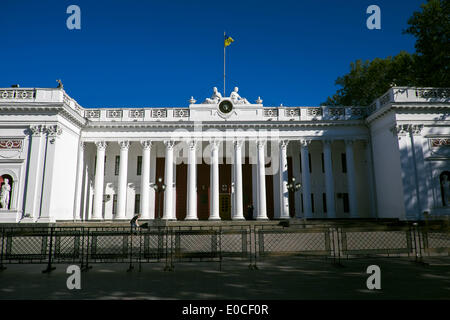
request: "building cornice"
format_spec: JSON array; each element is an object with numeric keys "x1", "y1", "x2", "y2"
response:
[
  {"x1": 83, "y1": 119, "x2": 365, "y2": 130},
  {"x1": 0, "y1": 103, "x2": 87, "y2": 128}
]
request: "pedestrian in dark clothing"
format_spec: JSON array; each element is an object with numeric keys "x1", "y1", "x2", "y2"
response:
[{"x1": 130, "y1": 213, "x2": 141, "y2": 233}]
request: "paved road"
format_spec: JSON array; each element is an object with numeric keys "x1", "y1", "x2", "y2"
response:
[{"x1": 0, "y1": 256, "x2": 449, "y2": 300}]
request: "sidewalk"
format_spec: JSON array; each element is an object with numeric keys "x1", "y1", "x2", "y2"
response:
[{"x1": 0, "y1": 256, "x2": 449, "y2": 300}]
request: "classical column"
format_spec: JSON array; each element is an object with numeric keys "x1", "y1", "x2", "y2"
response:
[
  {"x1": 24, "y1": 125, "x2": 45, "y2": 220},
  {"x1": 363, "y1": 140, "x2": 377, "y2": 218},
  {"x1": 186, "y1": 140, "x2": 198, "y2": 220},
  {"x1": 73, "y1": 141, "x2": 85, "y2": 221},
  {"x1": 300, "y1": 139, "x2": 312, "y2": 218},
  {"x1": 140, "y1": 140, "x2": 152, "y2": 219},
  {"x1": 256, "y1": 140, "x2": 268, "y2": 220},
  {"x1": 163, "y1": 140, "x2": 175, "y2": 220},
  {"x1": 291, "y1": 145, "x2": 302, "y2": 218},
  {"x1": 209, "y1": 140, "x2": 221, "y2": 220},
  {"x1": 279, "y1": 140, "x2": 290, "y2": 219},
  {"x1": 115, "y1": 140, "x2": 130, "y2": 219},
  {"x1": 39, "y1": 125, "x2": 62, "y2": 222},
  {"x1": 232, "y1": 140, "x2": 244, "y2": 220},
  {"x1": 345, "y1": 139, "x2": 358, "y2": 218},
  {"x1": 92, "y1": 141, "x2": 107, "y2": 220},
  {"x1": 323, "y1": 140, "x2": 336, "y2": 218}
]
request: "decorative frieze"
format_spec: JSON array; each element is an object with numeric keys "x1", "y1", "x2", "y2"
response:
[
  {"x1": 415, "y1": 88, "x2": 450, "y2": 99},
  {"x1": 85, "y1": 110, "x2": 100, "y2": 118},
  {"x1": 351, "y1": 107, "x2": 366, "y2": 117},
  {"x1": 0, "y1": 89, "x2": 35, "y2": 100},
  {"x1": 430, "y1": 138, "x2": 450, "y2": 148},
  {"x1": 264, "y1": 108, "x2": 278, "y2": 117},
  {"x1": 129, "y1": 110, "x2": 144, "y2": 118},
  {"x1": 284, "y1": 108, "x2": 300, "y2": 117},
  {"x1": 379, "y1": 92, "x2": 391, "y2": 106},
  {"x1": 174, "y1": 109, "x2": 189, "y2": 118},
  {"x1": 307, "y1": 107, "x2": 323, "y2": 117},
  {"x1": 106, "y1": 110, "x2": 122, "y2": 119},
  {"x1": 328, "y1": 108, "x2": 344, "y2": 117},
  {"x1": 0, "y1": 139, "x2": 23, "y2": 150},
  {"x1": 152, "y1": 109, "x2": 167, "y2": 118}
]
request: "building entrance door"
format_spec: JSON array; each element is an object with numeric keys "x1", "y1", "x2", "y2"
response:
[{"x1": 219, "y1": 194, "x2": 231, "y2": 220}]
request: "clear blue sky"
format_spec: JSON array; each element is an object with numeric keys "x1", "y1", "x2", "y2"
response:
[{"x1": 0, "y1": 0, "x2": 424, "y2": 107}]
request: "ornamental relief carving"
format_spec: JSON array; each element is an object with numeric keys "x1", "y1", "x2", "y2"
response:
[
  {"x1": 429, "y1": 138, "x2": 450, "y2": 158},
  {"x1": 0, "y1": 139, "x2": 24, "y2": 159}
]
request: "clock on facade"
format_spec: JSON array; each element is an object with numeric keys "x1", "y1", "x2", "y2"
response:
[{"x1": 218, "y1": 100, "x2": 233, "y2": 114}]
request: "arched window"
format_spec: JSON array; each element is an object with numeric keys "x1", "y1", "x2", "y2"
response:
[{"x1": 439, "y1": 171, "x2": 450, "y2": 207}]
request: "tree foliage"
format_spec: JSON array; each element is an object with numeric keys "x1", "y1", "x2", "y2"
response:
[{"x1": 323, "y1": 0, "x2": 450, "y2": 106}]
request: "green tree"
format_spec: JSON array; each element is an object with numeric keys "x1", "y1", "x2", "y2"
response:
[
  {"x1": 404, "y1": 0, "x2": 450, "y2": 87},
  {"x1": 323, "y1": 0, "x2": 449, "y2": 106},
  {"x1": 323, "y1": 52, "x2": 416, "y2": 106}
]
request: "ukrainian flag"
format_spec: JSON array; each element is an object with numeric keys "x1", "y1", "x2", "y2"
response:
[{"x1": 224, "y1": 35, "x2": 234, "y2": 47}]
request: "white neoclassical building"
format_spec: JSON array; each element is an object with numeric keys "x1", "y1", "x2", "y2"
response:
[{"x1": 0, "y1": 85, "x2": 449, "y2": 223}]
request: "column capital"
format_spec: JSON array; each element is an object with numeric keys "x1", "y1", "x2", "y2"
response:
[
  {"x1": 209, "y1": 139, "x2": 221, "y2": 150},
  {"x1": 46, "y1": 125, "x2": 62, "y2": 137},
  {"x1": 279, "y1": 140, "x2": 289, "y2": 149},
  {"x1": 322, "y1": 139, "x2": 333, "y2": 146},
  {"x1": 164, "y1": 140, "x2": 175, "y2": 149},
  {"x1": 299, "y1": 139, "x2": 312, "y2": 148},
  {"x1": 119, "y1": 140, "x2": 130, "y2": 150},
  {"x1": 141, "y1": 140, "x2": 153, "y2": 150},
  {"x1": 188, "y1": 140, "x2": 198, "y2": 150},
  {"x1": 344, "y1": 139, "x2": 355, "y2": 146},
  {"x1": 257, "y1": 139, "x2": 267, "y2": 149},
  {"x1": 95, "y1": 141, "x2": 108, "y2": 150},
  {"x1": 410, "y1": 124, "x2": 424, "y2": 136},
  {"x1": 233, "y1": 139, "x2": 244, "y2": 149},
  {"x1": 29, "y1": 125, "x2": 45, "y2": 137}
]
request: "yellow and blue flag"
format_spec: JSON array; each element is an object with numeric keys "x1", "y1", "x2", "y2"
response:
[{"x1": 224, "y1": 35, "x2": 234, "y2": 47}]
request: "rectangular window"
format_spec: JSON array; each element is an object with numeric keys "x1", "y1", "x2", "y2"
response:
[
  {"x1": 134, "y1": 194, "x2": 140, "y2": 214},
  {"x1": 115, "y1": 156, "x2": 120, "y2": 176},
  {"x1": 341, "y1": 153, "x2": 347, "y2": 173},
  {"x1": 299, "y1": 153, "x2": 302, "y2": 173},
  {"x1": 343, "y1": 193, "x2": 349, "y2": 213},
  {"x1": 112, "y1": 194, "x2": 117, "y2": 216},
  {"x1": 311, "y1": 193, "x2": 315, "y2": 213},
  {"x1": 301, "y1": 193, "x2": 304, "y2": 212},
  {"x1": 308, "y1": 154, "x2": 312, "y2": 173},
  {"x1": 321, "y1": 153, "x2": 325, "y2": 173},
  {"x1": 322, "y1": 193, "x2": 327, "y2": 213},
  {"x1": 137, "y1": 156, "x2": 142, "y2": 176}
]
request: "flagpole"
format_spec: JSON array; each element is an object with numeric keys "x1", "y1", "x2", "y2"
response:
[{"x1": 223, "y1": 31, "x2": 226, "y2": 97}]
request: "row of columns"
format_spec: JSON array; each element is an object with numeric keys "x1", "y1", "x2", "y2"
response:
[{"x1": 82, "y1": 138, "x2": 360, "y2": 221}]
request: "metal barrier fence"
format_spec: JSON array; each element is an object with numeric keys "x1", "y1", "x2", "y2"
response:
[{"x1": 0, "y1": 223, "x2": 448, "y2": 272}]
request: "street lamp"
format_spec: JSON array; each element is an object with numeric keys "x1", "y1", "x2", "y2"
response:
[
  {"x1": 286, "y1": 177, "x2": 302, "y2": 219},
  {"x1": 150, "y1": 177, "x2": 166, "y2": 219}
]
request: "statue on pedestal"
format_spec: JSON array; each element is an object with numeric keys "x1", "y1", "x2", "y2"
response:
[
  {"x1": 203, "y1": 87, "x2": 222, "y2": 104},
  {"x1": 0, "y1": 178, "x2": 11, "y2": 209}
]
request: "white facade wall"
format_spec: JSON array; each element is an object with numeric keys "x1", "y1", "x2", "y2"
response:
[{"x1": 0, "y1": 86, "x2": 449, "y2": 222}]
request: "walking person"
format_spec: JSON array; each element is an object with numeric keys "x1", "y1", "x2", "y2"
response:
[{"x1": 130, "y1": 213, "x2": 141, "y2": 233}]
